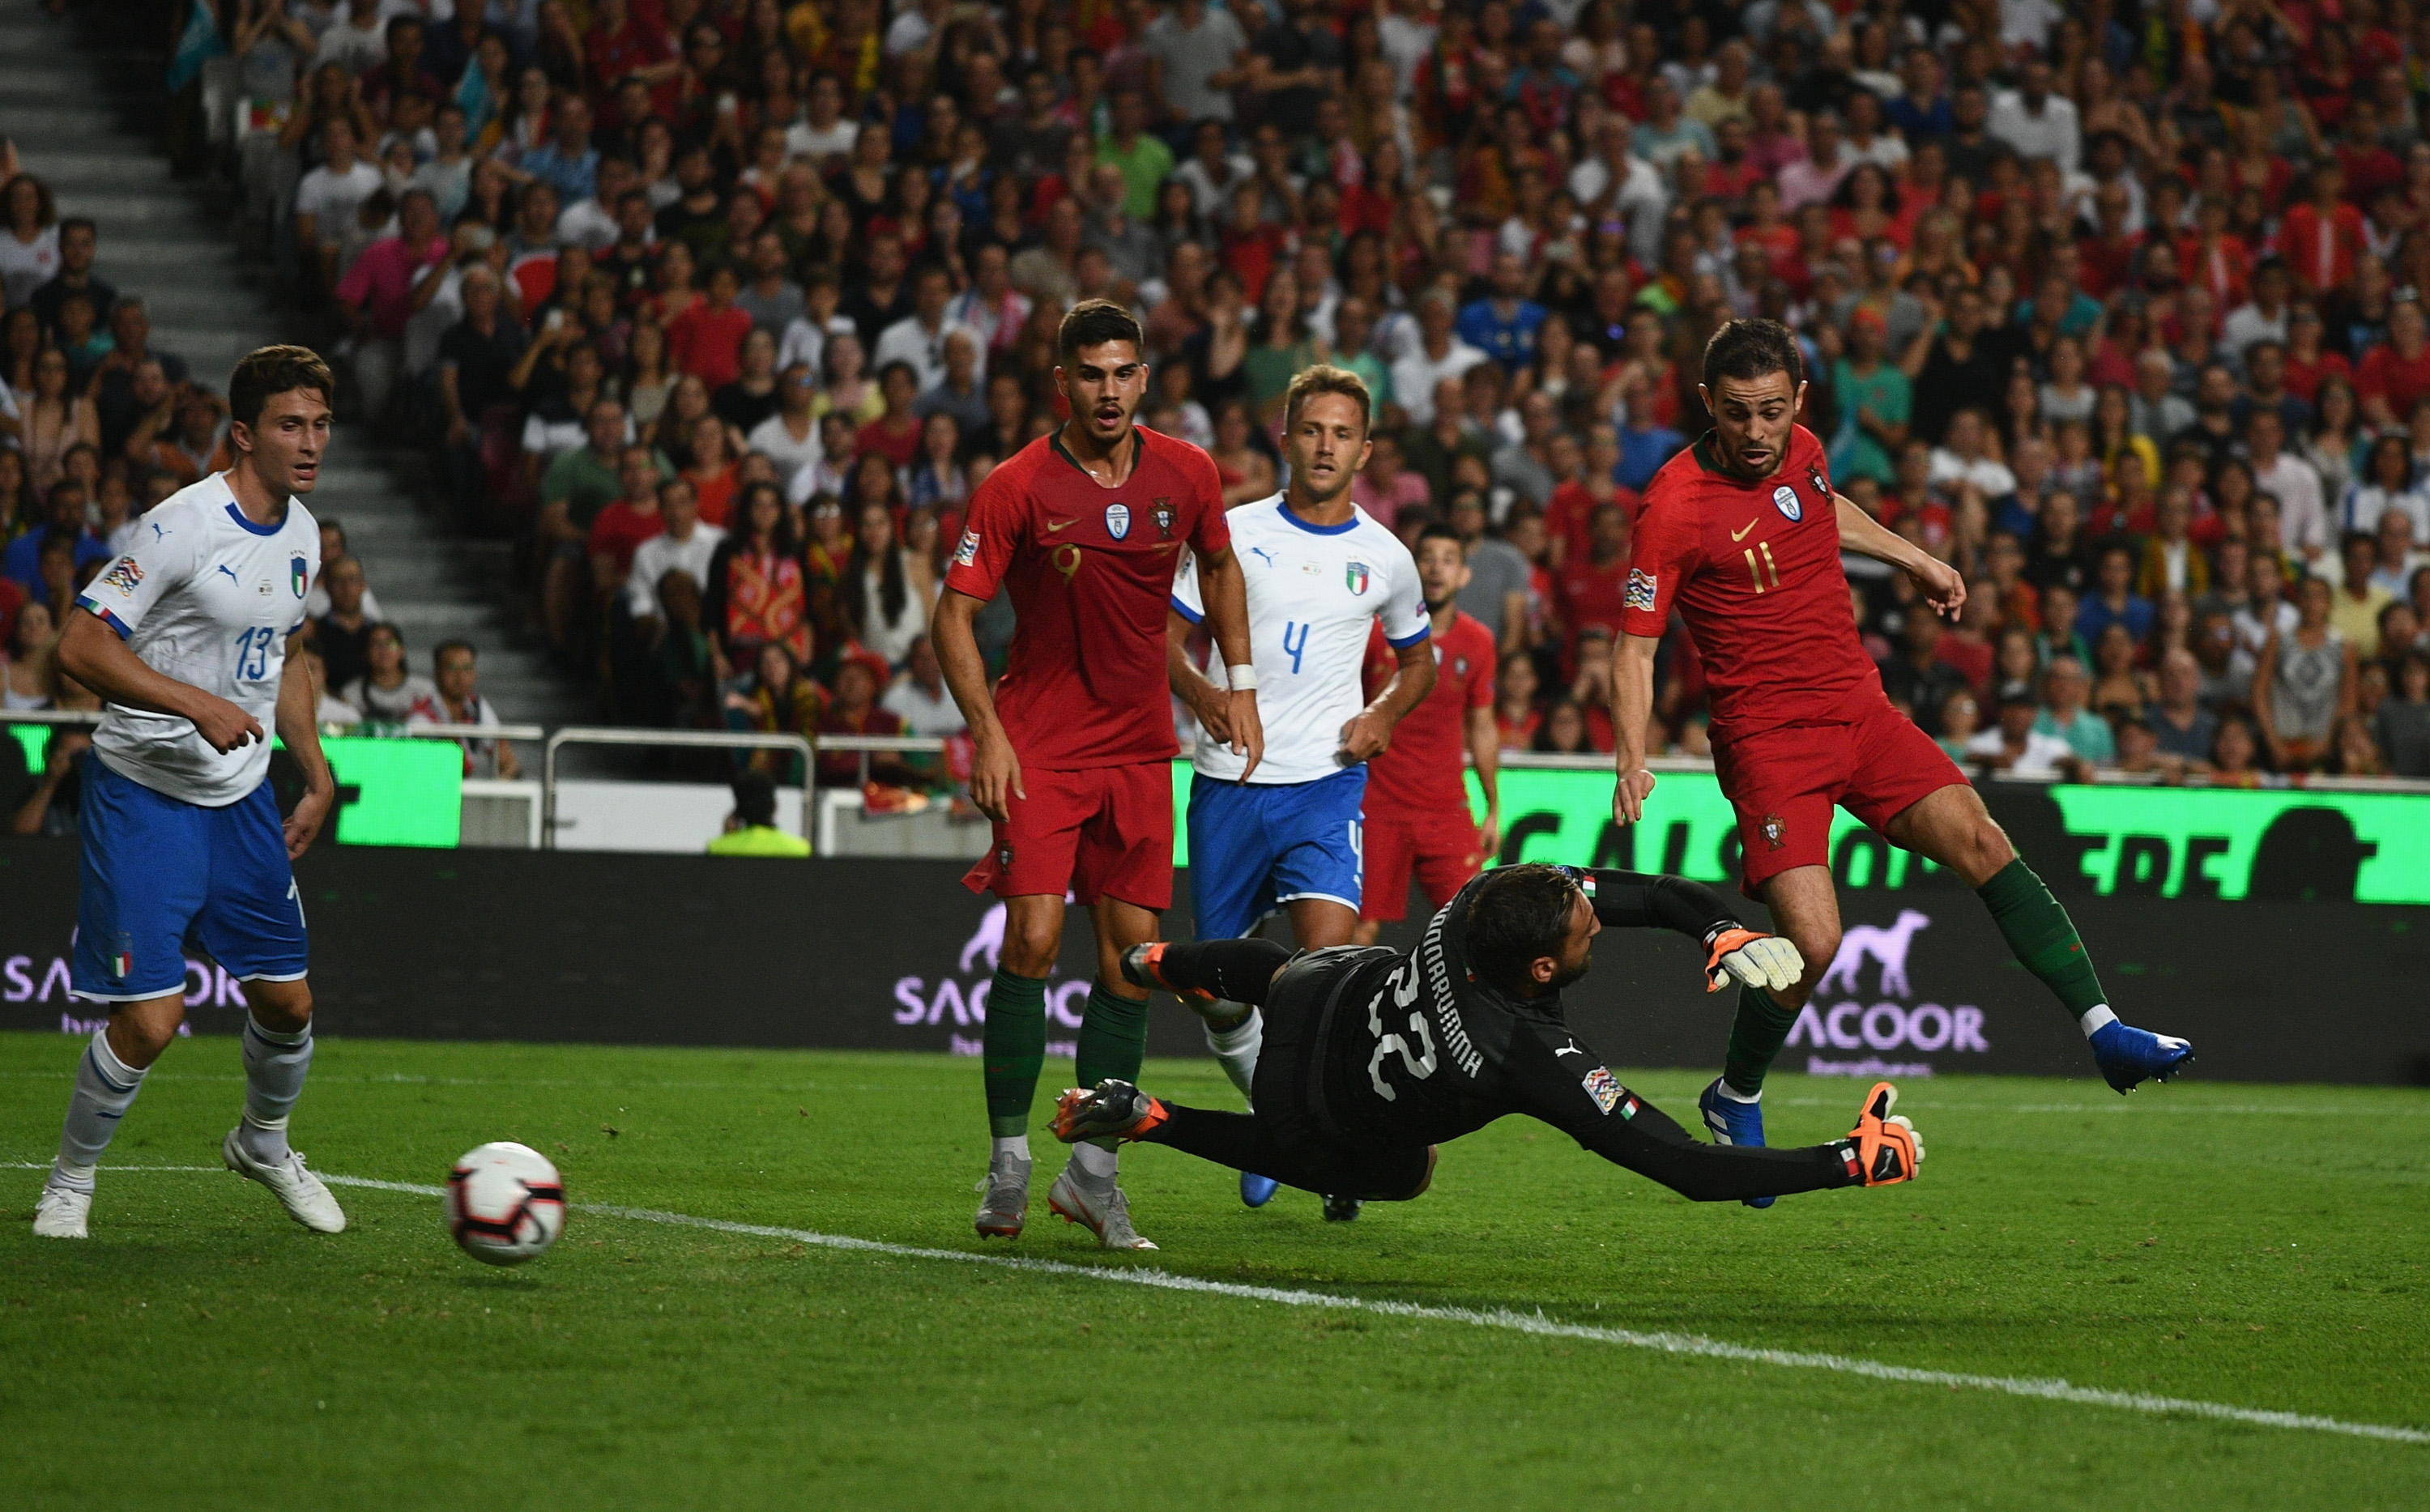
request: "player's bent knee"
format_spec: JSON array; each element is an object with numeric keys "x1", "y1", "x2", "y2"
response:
[
  {"x1": 1973, "y1": 817, "x2": 2018, "y2": 876},
  {"x1": 1000, "y1": 923, "x2": 1063, "y2": 977},
  {"x1": 1790, "y1": 927, "x2": 1840, "y2": 987},
  {"x1": 245, "y1": 979, "x2": 313, "y2": 1032},
  {"x1": 109, "y1": 1000, "x2": 186, "y2": 1067}
]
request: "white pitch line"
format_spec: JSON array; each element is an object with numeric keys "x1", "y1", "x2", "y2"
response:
[
  {"x1": 281, "y1": 1173, "x2": 2425, "y2": 1448},
  {"x1": 15, "y1": 1161, "x2": 2423, "y2": 1446}
]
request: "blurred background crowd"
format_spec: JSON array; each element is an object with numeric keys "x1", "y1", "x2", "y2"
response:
[{"x1": 9, "y1": 0, "x2": 2430, "y2": 804}]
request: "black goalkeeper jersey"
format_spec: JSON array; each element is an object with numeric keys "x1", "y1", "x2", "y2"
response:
[{"x1": 1290, "y1": 871, "x2": 1802, "y2": 1181}]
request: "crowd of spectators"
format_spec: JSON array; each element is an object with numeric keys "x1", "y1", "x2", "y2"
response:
[{"x1": 98, "y1": 0, "x2": 2430, "y2": 790}]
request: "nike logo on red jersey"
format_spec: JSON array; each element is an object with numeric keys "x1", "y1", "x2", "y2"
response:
[
  {"x1": 1043, "y1": 517, "x2": 1077, "y2": 533},
  {"x1": 1730, "y1": 519, "x2": 1759, "y2": 542}
]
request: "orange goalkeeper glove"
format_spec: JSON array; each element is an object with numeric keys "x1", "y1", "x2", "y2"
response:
[{"x1": 1834, "y1": 1080, "x2": 1924, "y2": 1186}]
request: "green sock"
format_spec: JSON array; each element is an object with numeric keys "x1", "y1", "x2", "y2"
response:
[
  {"x1": 1073, "y1": 982, "x2": 1149, "y2": 1089},
  {"x1": 1976, "y1": 858, "x2": 2108, "y2": 1024},
  {"x1": 1721, "y1": 982, "x2": 1798, "y2": 1097},
  {"x1": 1073, "y1": 982, "x2": 1150, "y2": 1155},
  {"x1": 982, "y1": 969, "x2": 1047, "y2": 1138}
]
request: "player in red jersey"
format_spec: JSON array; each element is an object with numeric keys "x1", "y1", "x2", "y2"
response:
[
  {"x1": 1352, "y1": 522, "x2": 1503, "y2": 947},
  {"x1": 934, "y1": 300, "x2": 1260, "y2": 1250},
  {"x1": 1613, "y1": 320, "x2": 2193, "y2": 1203}
]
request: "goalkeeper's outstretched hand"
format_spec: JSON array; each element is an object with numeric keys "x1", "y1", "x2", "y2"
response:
[
  {"x1": 1703, "y1": 927, "x2": 1804, "y2": 993},
  {"x1": 1837, "y1": 1081, "x2": 1923, "y2": 1186}
]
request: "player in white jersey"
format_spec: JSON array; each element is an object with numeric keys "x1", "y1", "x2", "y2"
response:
[
  {"x1": 31, "y1": 347, "x2": 347, "y2": 1242},
  {"x1": 1168, "y1": 366, "x2": 1435, "y2": 1215}
]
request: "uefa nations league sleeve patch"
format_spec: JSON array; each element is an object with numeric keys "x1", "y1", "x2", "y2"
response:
[{"x1": 1624, "y1": 568, "x2": 1657, "y2": 612}]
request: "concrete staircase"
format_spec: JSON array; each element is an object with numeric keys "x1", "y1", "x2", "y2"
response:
[{"x1": 0, "y1": 0, "x2": 587, "y2": 729}]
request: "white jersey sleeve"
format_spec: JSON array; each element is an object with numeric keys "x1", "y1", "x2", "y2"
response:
[
  {"x1": 1170, "y1": 543, "x2": 1204, "y2": 621},
  {"x1": 1375, "y1": 533, "x2": 1430, "y2": 650},
  {"x1": 1192, "y1": 496, "x2": 1430, "y2": 785},
  {"x1": 78, "y1": 494, "x2": 209, "y2": 640},
  {"x1": 82, "y1": 475, "x2": 322, "y2": 807}
]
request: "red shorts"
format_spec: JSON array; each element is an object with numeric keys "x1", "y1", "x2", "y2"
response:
[
  {"x1": 961, "y1": 760, "x2": 1174, "y2": 911},
  {"x1": 1711, "y1": 703, "x2": 1967, "y2": 897},
  {"x1": 1360, "y1": 808, "x2": 1486, "y2": 922}
]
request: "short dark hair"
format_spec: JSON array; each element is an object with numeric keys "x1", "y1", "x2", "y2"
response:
[
  {"x1": 1464, "y1": 863, "x2": 1584, "y2": 998},
  {"x1": 731, "y1": 769, "x2": 778, "y2": 828},
  {"x1": 1058, "y1": 297, "x2": 1144, "y2": 360},
  {"x1": 433, "y1": 638, "x2": 475, "y2": 671},
  {"x1": 1701, "y1": 318, "x2": 1803, "y2": 393},
  {"x1": 1414, "y1": 521, "x2": 1464, "y2": 552},
  {"x1": 228, "y1": 344, "x2": 335, "y2": 430},
  {"x1": 1282, "y1": 364, "x2": 1372, "y2": 435}
]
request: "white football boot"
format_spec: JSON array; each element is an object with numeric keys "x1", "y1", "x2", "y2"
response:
[
  {"x1": 32, "y1": 1184, "x2": 91, "y2": 1239},
  {"x1": 223, "y1": 1130, "x2": 347, "y2": 1233},
  {"x1": 1046, "y1": 1166, "x2": 1157, "y2": 1250}
]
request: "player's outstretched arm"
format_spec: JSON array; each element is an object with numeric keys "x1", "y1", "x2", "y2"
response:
[
  {"x1": 932, "y1": 586, "x2": 1024, "y2": 821},
  {"x1": 56, "y1": 608, "x2": 263, "y2": 754},
  {"x1": 274, "y1": 629, "x2": 339, "y2": 858},
  {"x1": 1507, "y1": 1029, "x2": 1868, "y2": 1203},
  {"x1": 1575, "y1": 869, "x2": 1802, "y2": 993},
  {"x1": 1195, "y1": 543, "x2": 1263, "y2": 782},
  {"x1": 1833, "y1": 490, "x2": 1965, "y2": 617},
  {"x1": 1610, "y1": 632, "x2": 1660, "y2": 824}
]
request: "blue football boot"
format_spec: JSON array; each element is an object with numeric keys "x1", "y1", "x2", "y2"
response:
[
  {"x1": 2089, "y1": 1018, "x2": 2193, "y2": 1093},
  {"x1": 1699, "y1": 1076, "x2": 1776, "y2": 1209},
  {"x1": 1240, "y1": 1172, "x2": 1280, "y2": 1207}
]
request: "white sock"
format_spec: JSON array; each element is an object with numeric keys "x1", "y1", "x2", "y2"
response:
[
  {"x1": 53, "y1": 1027, "x2": 146, "y2": 1190},
  {"x1": 2078, "y1": 1004, "x2": 2117, "y2": 1039},
  {"x1": 1204, "y1": 1006, "x2": 1262, "y2": 1101},
  {"x1": 1069, "y1": 1141, "x2": 1119, "y2": 1181},
  {"x1": 991, "y1": 1135, "x2": 1031, "y2": 1163},
  {"x1": 238, "y1": 1014, "x2": 313, "y2": 1164},
  {"x1": 1713, "y1": 1080, "x2": 1761, "y2": 1104}
]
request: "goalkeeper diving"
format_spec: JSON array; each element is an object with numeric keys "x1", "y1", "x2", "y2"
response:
[{"x1": 1055, "y1": 863, "x2": 1921, "y2": 1207}]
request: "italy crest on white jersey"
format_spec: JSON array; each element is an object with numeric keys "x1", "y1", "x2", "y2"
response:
[
  {"x1": 77, "y1": 472, "x2": 322, "y2": 807},
  {"x1": 1172, "y1": 494, "x2": 1428, "y2": 785}
]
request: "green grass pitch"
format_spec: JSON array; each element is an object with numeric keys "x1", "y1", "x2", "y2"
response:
[{"x1": 2, "y1": 1031, "x2": 2426, "y2": 1510}]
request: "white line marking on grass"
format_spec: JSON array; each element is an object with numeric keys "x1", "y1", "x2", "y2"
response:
[
  {"x1": 281, "y1": 1174, "x2": 2429, "y2": 1448},
  {"x1": 1, "y1": 1163, "x2": 230, "y2": 1173},
  {"x1": 14, "y1": 1162, "x2": 2422, "y2": 1445}
]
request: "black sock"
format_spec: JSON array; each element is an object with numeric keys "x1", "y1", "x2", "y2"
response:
[{"x1": 1156, "y1": 939, "x2": 1292, "y2": 1003}]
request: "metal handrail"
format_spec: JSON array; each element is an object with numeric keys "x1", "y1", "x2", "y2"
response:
[
  {"x1": 541, "y1": 726, "x2": 817, "y2": 850},
  {"x1": 0, "y1": 709, "x2": 544, "y2": 740},
  {"x1": 812, "y1": 733, "x2": 949, "y2": 753},
  {"x1": 396, "y1": 721, "x2": 548, "y2": 741}
]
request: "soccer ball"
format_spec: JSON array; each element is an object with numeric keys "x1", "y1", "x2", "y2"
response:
[{"x1": 446, "y1": 1142, "x2": 566, "y2": 1266}]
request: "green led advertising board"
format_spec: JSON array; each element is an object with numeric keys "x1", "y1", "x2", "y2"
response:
[
  {"x1": 5, "y1": 729, "x2": 459, "y2": 848},
  {"x1": 1166, "y1": 762, "x2": 2430, "y2": 905}
]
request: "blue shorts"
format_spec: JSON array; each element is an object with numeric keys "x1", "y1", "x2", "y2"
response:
[
  {"x1": 1187, "y1": 767, "x2": 1366, "y2": 941},
  {"x1": 73, "y1": 757, "x2": 308, "y2": 1003}
]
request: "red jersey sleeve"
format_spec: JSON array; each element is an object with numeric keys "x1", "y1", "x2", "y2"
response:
[
  {"x1": 1620, "y1": 488, "x2": 1701, "y2": 638},
  {"x1": 944, "y1": 463, "x2": 1026, "y2": 600},
  {"x1": 1181, "y1": 444, "x2": 1231, "y2": 556}
]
